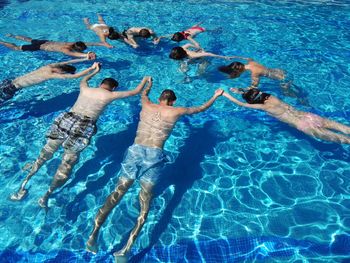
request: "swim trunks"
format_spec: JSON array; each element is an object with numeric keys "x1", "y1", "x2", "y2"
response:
[
  {"x1": 21, "y1": 39, "x2": 48, "y2": 52},
  {"x1": 119, "y1": 144, "x2": 169, "y2": 184},
  {"x1": 0, "y1": 79, "x2": 17, "y2": 103},
  {"x1": 47, "y1": 112, "x2": 97, "y2": 152}
]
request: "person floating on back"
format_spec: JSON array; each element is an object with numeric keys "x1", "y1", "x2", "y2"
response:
[
  {"x1": 223, "y1": 87, "x2": 350, "y2": 144},
  {"x1": 0, "y1": 58, "x2": 95, "y2": 104},
  {"x1": 86, "y1": 78, "x2": 224, "y2": 260},
  {"x1": 10, "y1": 63, "x2": 151, "y2": 209},
  {"x1": 154, "y1": 22, "x2": 205, "y2": 48},
  {"x1": 83, "y1": 13, "x2": 122, "y2": 48},
  {"x1": 0, "y1": 34, "x2": 97, "y2": 58}
]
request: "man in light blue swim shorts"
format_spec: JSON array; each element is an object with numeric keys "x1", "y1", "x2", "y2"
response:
[{"x1": 86, "y1": 77, "x2": 224, "y2": 258}]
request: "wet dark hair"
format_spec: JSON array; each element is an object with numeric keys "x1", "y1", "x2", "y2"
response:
[
  {"x1": 55, "y1": 64, "x2": 76, "y2": 74},
  {"x1": 169, "y1": 47, "x2": 188, "y2": 60},
  {"x1": 101, "y1": 78, "x2": 119, "y2": 90},
  {"x1": 159, "y1": 89, "x2": 177, "y2": 102},
  {"x1": 242, "y1": 88, "x2": 270, "y2": 104},
  {"x1": 107, "y1": 27, "x2": 120, "y2": 40},
  {"x1": 171, "y1": 32, "x2": 185, "y2": 42},
  {"x1": 139, "y1": 28, "x2": 151, "y2": 38},
  {"x1": 218, "y1": 62, "x2": 245, "y2": 78},
  {"x1": 72, "y1": 41, "x2": 87, "y2": 52}
]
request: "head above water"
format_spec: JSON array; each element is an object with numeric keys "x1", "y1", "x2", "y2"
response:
[
  {"x1": 169, "y1": 47, "x2": 188, "y2": 60},
  {"x1": 72, "y1": 41, "x2": 87, "y2": 52},
  {"x1": 218, "y1": 61, "x2": 245, "y2": 78},
  {"x1": 108, "y1": 27, "x2": 121, "y2": 40},
  {"x1": 242, "y1": 88, "x2": 271, "y2": 104},
  {"x1": 159, "y1": 89, "x2": 177, "y2": 106},
  {"x1": 171, "y1": 32, "x2": 185, "y2": 42},
  {"x1": 100, "y1": 78, "x2": 119, "y2": 91},
  {"x1": 139, "y1": 28, "x2": 151, "y2": 38},
  {"x1": 54, "y1": 64, "x2": 76, "y2": 74}
]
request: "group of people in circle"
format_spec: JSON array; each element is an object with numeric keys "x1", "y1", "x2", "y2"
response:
[{"x1": 1, "y1": 13, "x2": 350, "y2": 261}]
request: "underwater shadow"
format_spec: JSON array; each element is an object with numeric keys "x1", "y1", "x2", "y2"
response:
[
  {"x1": 129, "y1": 120, "x2": 223, "y2": 262},
  {"x1": 0, "y1": 90, "x2": 79, "y2": 124}
]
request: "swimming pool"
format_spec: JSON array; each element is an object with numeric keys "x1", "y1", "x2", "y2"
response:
[{"x1": 0, "y1": 0, "x2": 350, "y2": 262}]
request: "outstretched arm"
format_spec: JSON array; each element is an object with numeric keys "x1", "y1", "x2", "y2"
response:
[
  {"x1": 223, "y1": 89, "x2": 263, "y2": 109},
  {"x1": 80, "y1": 63, "x2": 101, "y2": 90},
  {"x1": 50, "y1": 57, "x2": 89, "y2": 67},
  {"x1": 123, "y1": 36, "x2": 139, "y2": 48},
  {"x1": 179, "y1": 89, "x2": 223, "y2": 115},
  {"x1": 111, "y1": 76, "x2": 151, "y2": 100},
  {"x1": 141, "y1": 77, "x2": 153, "y2": 105},
  {"x1": 61, "y1": 48, "x2": 90, "y2": 58},
  {"x1": 55, "y1": 63, "x2": 97, "y2": 79},
  {"x1": 97, "y1": 13, "x2": 106, "y2": 24},
  {"x1": 186, "y1": 36, "x2": 201, "y2": 49},
  {"x1": 153, "y1": 34, "x2": 173, "y2": 44}
]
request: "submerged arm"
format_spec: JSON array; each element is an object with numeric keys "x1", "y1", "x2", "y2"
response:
[
  {"x1": 55, "y1": 64, "x2": 96, "y2": 79},
  {"x1": 80, "y1": 63, "x2": 100, "y2": 90},
  {"x1": 186, "y1": 36, "x2": 201, "y2": 49},
  {"x1": 50, "y1": 58, "x2": 89, "y2": 66},
  {"x1": 180, "y1": 89, "x2": 223, "y2": 115},
  {"x1": 141, "y1": 77, "x2": 153, "y2": 105},
  {"x1": 223, "y1": 91, "x2": 263, "y2": 109}
]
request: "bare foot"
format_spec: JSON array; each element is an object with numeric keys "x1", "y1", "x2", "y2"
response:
[
  {"x1": 86, "y1": 238, "x2": 98, "y2": 254},
  {"x1": 113, "y1": 251, "x2": 129, "y2": 263},
  {"x1": 10, "y1": 188, "x2": 28, "y2": 201},
  {"x1": 38, "y1": 197, "x2": 48, "y2": 209}
]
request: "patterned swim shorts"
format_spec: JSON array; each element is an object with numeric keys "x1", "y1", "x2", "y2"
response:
[{"x1": 46, "y1": 112, "x2": 97, "y2": 152}]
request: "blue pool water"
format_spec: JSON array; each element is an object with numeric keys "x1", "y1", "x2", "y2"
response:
[{"x1": 1, "y1": 0, "x2": 350, "y2": 262}]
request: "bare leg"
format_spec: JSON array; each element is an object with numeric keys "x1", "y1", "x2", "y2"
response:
[
  {"x1": 86, "y1": 177, "x2": 134, "y2": 254},
  {"x1": 10, "y1": 139, "x2": 63, "y2": 201},
  {"x1": 303, "y1": 128, "x2": 350, "y2": 144},
  {"x1": 114, "y1": 181, "x2": 154, "y2": 257},
  {"x1": 0, "y1": 41, "x2": 22, "y2": 51},
  {"x1": 323, "y1": 118, "x2": 350, "y2": 135},
  {"x1": 6, "y1": 34, "x2": 32, "y2": 42},
  {"x1": 83, "y1": 18, "x2": 92, "y2": 29},
  {"x1": 38, "y1": 150, "x2": 79, "y2": 208},
  {"x1": 97, "y1": 13, "x2": 106, "y2": 24}
]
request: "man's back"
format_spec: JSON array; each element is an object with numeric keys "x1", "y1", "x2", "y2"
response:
[
  {"x1": 70, "y1": 87, "x2": 114, "y2": 121},
  {"x1": 135, "y1": 102, "x2": 181, "y2": 149}
]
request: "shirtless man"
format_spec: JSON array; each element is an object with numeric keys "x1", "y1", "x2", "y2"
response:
[
  {"x1": 85, "y1": 78, "x2": 224, "y2": 260},
  {"x1": 0, "y1": 58, "x2": 95, "y2": 103},
  {"x1": 0, "y1": 34, "x2": 97, "y2": 58},
  {"x1": 10, "y1": 63, "x2": 151, "y2": 209},
  {"x1": 154, "y1": 22, "x2": 205, "y2": 48},
  {"x1": 83, "y1": 14, "x2": 119, "y2": 48},
  {"x1": 121, "y1": 27, "x2": 157, "y2": 48},
  {"x1": 218, "y1": 58, "x2": 287, "y2": 88},
  {"x1": 223, "y1": 88, "x2": 350, "y2": 144}
]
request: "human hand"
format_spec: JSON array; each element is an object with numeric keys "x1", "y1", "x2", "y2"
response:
[
  {"x1": 214, "y1": 88, "x2": 224, "y2": 98},
  {"x1": 153, "y1": 38, "x2": 160, "y2": 45},
  {"x1": 230, "y1": 87, "x2": 243, "y2": 94}
]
